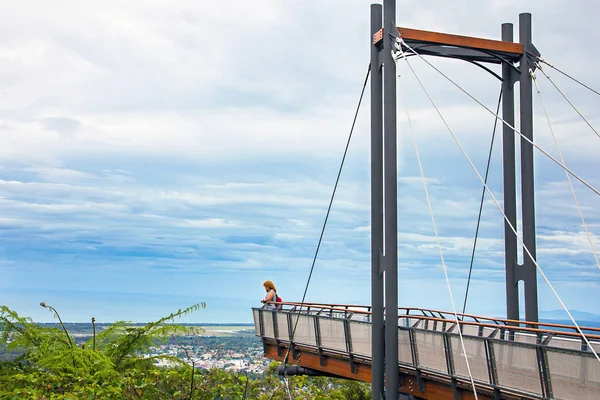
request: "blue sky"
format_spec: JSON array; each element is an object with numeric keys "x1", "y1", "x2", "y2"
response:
[{"x1": 0, "y1": 0, "x2": 599, "y2": 323}]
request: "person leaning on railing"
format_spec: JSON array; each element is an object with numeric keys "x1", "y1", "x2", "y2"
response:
[{"x1": 261, "y1": 280, "x2": 278, "y2": 310}]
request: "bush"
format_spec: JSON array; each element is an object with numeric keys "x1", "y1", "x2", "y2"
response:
[{"x1": 0, "y1": 303, "x2": 370, "y2": 399}]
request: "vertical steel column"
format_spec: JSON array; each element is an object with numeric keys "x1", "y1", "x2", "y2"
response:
[
  {"x1": 501, "y1": 23, "x2": 519, "y2": 323},
  {"x1": 383, "y1": 0, "x2": 399, "y2": 397},
  {"x1": 519, "y1": 13, "x2": 539, "y2": 323},
  {"x1": 370, "y1": 4, "x2": 385, "y2": 399}
]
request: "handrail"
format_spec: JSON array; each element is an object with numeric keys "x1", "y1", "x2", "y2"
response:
[
  {"x1": 403, "y1": 306, "x2": 600, "y2": 333},
  {"x1": 274, "y1": 301, "x2": 600, "y2": 334},
  {"x1": 264, "y1": 302, "x2": 600, "y2": 341}
]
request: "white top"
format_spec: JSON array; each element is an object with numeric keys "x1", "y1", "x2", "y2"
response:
[{"x1": 263, "y1": 289, "x2": 276, "y2": 310}]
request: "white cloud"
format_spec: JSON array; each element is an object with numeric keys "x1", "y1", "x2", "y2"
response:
[{"x1": 0, "y1": 0, "x2": 599, "y2": 321}]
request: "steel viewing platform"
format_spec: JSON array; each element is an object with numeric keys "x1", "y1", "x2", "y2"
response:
[{"x1": 253, "y1": 302, "x2": 600, "y2": 400}]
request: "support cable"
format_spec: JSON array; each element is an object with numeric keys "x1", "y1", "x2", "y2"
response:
[
  {"x1": 537, "y1": 58, "x2": 600, "y2": 97},
  {"x1": 279, "y1": 64, "x2": 371, "y2": 394},
  {"x1": 395, "y1": 47, "x2": 600, "y2": 364},
  {"x1": 395, "y1": 49, "x2": 479, "y2": 400},
  {"x1": 463, "y1": 89, "x2": 502, "y2": 315},
  {"x1": 396, "y1": 38, "x2": 600, "y2": 197},
  {"x1": 530, "y1": 69, "x2": 600, "y2": 271},
  {"x1": 535, "y1": 62, "x2": 600, "y2": 140}
]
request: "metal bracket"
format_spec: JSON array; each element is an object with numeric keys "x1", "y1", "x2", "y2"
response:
[
  {"x1": 527, "y1": 42, "x2": 541, "y2": 60},
  {"x1": 451, "y1": 378, "x2": 461, "y2": 400},
  {"x1": 318, "y1": 348, "x2": 326, "y2": 367},
  {"x1": 415, "y1": 369, "x2": 425, "y2": 393},
  {"x1": 506, "y1": 65, "x2": 520, "y2": 85},
  {"x1": 349, "y1": 353, "x2": 358, "y2": 374},
  {"x1": 493, "y1": 388, "x2": 501, "y2": 400}
]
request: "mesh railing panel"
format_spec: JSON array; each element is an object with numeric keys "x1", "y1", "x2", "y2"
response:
[
  {"x1": 414, "y1": 330, "x2": 447, "y2": 373},
  {"x1": 349, "y1": 321, "x2": 371, "y2": 357},
  {"x1": 461, "y1": 324, "x2": 480, "y2": 337},
  {"x1": 584, "y1": 353, "x2": 600, "y2": 384},
  {"x1": 514, "y1": 332, "x2": 538, "y2": 345},
  {"x1": 276, "y1": 312, "x2": 290, "y2": 341},
  {"x1": 494, "y1": 341, "x2": 542, "y2": 396},
  {"x1": 319, "y1": 318, "x2": 347, "y2": 352},
  {"x1": 589, "y1": 341, "x2": 600, "y2": 353},
  {"x1": 289, "y1": 313, "x2": 316, "y2": 346},
  {"x1": 482, "y1": 327, "x2": 497, "y2": 338},
  {"x1": 408, "y1": 318, "x2": 424, "y2": 329},
  {"x1": 451, "y1": 336, "x2": 490, "y2": 383},
  {"x1": 399, "y1": 329, "x2": 413, "y2": 365},
  {"x1": 262, "y1": 311, "x2": 275, "y2": 339},
  {"x1": 433, "y1": 320, "x2": 446, "y2": 332},
  {"x1": 548, "y1": 336, "x2": 582, "y2": 350},
  {"x1": 547, "y1": 349, "x2": 600, "y2": 400},
  {"x1": 350, "y1": 313, "x2": 369, "y2": 321}
]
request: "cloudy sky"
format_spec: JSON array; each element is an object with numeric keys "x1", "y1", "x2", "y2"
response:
[{"x1": 0, "y1": 0, "x2": 599, "y2": 323}]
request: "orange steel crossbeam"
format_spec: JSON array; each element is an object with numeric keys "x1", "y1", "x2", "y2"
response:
[{"x1": 373, "y1": 27, "x2": 523, "y2": 55}]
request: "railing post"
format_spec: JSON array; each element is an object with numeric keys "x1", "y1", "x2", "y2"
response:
[
  {"x1": 273, "y1": 312, "x2": 279, "y2": 339},
  {"x1": 408, "y1": 329, "x2": 424, "y2": 392},
  {"x1": 485, "y1": 339, "x2": 500, "y2": 399},
  {"x1": 536, "y1": 346, "x2": 552, "y2": 398},
  {"x1": 287, "y1": 312, "x2": 299, "y2": 360},
  {"x1": 443, "y1": 332, "x2": 460, "y2": 400},
  {"x1": 314, "y1": 315, "x2": 326, "y2": 366},
  {"x1": 344, "y1": 318, "x2": 353, "y2": 354},
  {"x1": 344, "y1": 317, "x2": 357, "y2": 374},
  {"x1": 259, "y1": 310, "x2": 269, "y2": 355},
  {"x1": 287, "y1": 312, "x2": 293, "y2": 342},
  {"x1": 258, "y1": 309, "x2": 265, "y2": 337},
  {"x1": 273, "y1": 312, "x2": 283, "y2": 356},
  {"x1": 443, "y1": 333, "x2": 455, "y2": 376}
]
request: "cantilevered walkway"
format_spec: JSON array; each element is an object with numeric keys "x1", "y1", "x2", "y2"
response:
[{"x1": 253, "y1": 302, "x2": 600, "y2": 400}]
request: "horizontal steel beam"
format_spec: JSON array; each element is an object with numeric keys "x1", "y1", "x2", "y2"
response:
[
  {"x1": 372, "y1": 27, "x2": 523, "y2": 63},
  {"x1": 264, "y1": 340, "x2": 502, "y2": 400}
]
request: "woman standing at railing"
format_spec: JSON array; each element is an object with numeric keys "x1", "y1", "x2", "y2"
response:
[{"x1": 261, "y1": 280, "x2": 278, "y2": 310}]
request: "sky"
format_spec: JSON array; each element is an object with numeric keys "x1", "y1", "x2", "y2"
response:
[{"x1": 0, "y1": 0, "x2": 599, "y2": 324}]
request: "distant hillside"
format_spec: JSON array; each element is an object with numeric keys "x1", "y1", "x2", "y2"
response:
[{"x1": 539, "y1": 309, "x2": 600, "y2": 323}]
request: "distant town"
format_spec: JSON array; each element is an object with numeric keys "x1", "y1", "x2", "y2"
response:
[
  {"x1": 146, "y1": 325, "x2": 270, "y2": 374},
  {"x1": 1, "y1": 322, "x2": 271, "y2": 374}
]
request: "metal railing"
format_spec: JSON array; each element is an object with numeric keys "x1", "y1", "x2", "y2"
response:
[{"x1": 253, "y1": 303, "x2": 600, "y2": 400}]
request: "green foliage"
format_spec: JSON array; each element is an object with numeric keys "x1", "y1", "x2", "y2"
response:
[{"x1": 0, "y1": 303, "x2": 370, "y2": 399}]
